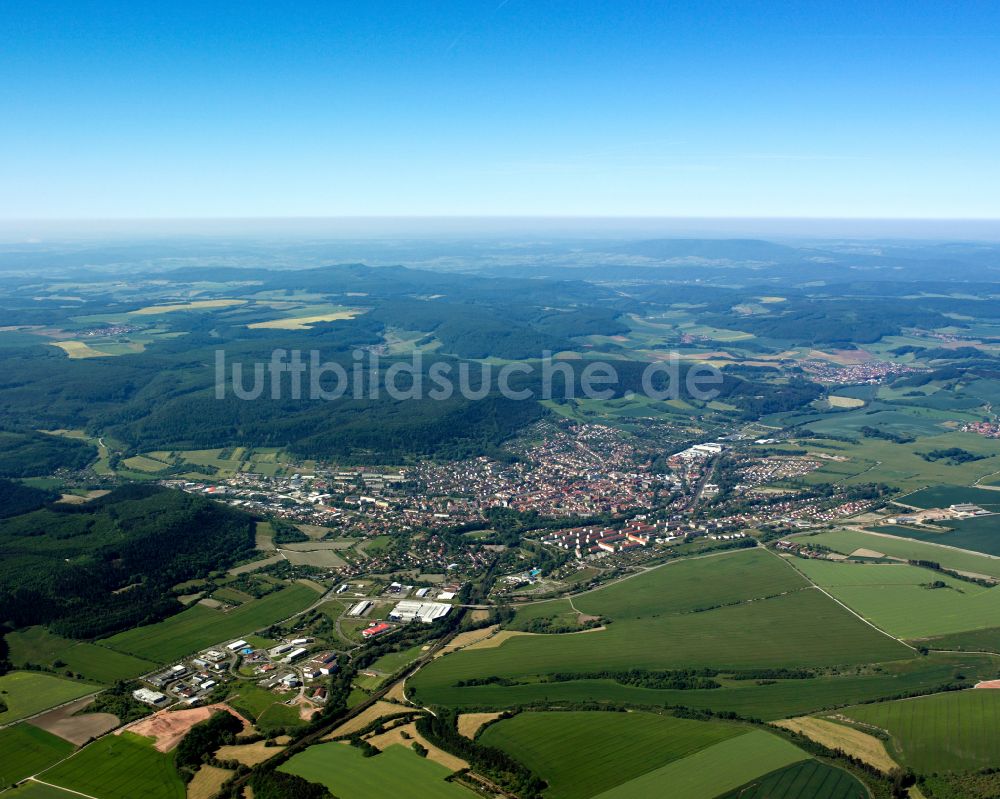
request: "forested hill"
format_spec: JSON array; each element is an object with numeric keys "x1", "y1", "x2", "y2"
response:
[{"x1": 0, "y1": 484, "x2": 256, "y2": 639}]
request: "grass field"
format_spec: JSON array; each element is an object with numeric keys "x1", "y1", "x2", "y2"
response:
[
  {"x1": 129, "y1": 299, "x2": 245, "y2": 315},
  {"x1": 591, "y1": 730, "x2": 806, "y2": 799},
  {"x1": 409, "y1": 652, "x2": 996, "y2": 720},
  {"x1": 900, "y1": 486, "x2": 1000, "y2": 510},
  {"x1": 877, "y1": 514, "x2": 1000, "y2": 557},
  {"x1": 5, "y1": 627, "x2": 157, "y2": 683},
  {"x1": 49, "y1": 340, "x2": 109, "y2": 358},
  {"x1": 0, "y1": 724, "x2": 76, "y2": 788},
  {"x1": 844, "y1": 689, "x2": 1000, "y2": 772},
  {"x1": 0, "y1": 673, "x2": 99, "y2": 726},
  {"x1": 40, "y1": 732, "x2": 184, "y2": 799},
  {"x1": 479, "y1": 711, "x2": 743, "y2": 799},
  {"x1": 789, "y1": 557, "x2": 1000, "y2": 639},
  {"x1": 791, "y1": 529, "x2": 1000, "y2": 579},
  {"x1": 410, "y1": 551, "x2": 913, "y2": 709},
  {"x1": 226, "y1": 683, "x2": 304, "y2": 733},
  {"x1": 716, "y1": 760, "x2": 867, "y2": 799},
  {"x1": 247, "y1": 306, "x2": 365, "y2": 329},
  {"x1": 102, "y1": 582, "x2": 321, "y2": 663},
  {"x1": 920, "y1": 626, "x2": 1000, "y2": 653},
  {"x1": 280, "y1": 742, "x2": 475, "y2": 799},
  {"x1": 0, "y1": 783, "x2": 83, "y2": 798}
]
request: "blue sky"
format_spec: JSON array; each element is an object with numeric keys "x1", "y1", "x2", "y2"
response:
[{"x1": 2, "y1": 1, "x2": 998, "y2": 219}]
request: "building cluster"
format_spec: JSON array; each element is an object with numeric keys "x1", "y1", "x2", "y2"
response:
[
  {"x1": 962, "y1": 422, "x2": 1000, "y2": 438},
  {"x1": 800, "y1": 360, "x2": 919, "y2": 385},
  {"x1": 887, "y1": 503, "x2": 991, "y2": 526}
]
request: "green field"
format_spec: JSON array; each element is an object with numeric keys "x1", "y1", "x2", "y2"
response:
[
  {"x1": 790, "y1": 557, "x2": 1000, "y2": 639},
  {"x1": 900, "y1": 485, "x2": 1000, "y2": 510},
  {"x1": 0, "y1": 672, "x2": 99, "y2": 726},
  {"x1": 876, "y1": 514, "x2": 1000, "y2": 557},
  {"x1": 410, "y1": 652, "x2": 996, "y2": 720},
  {"x1": 844, "y1": 689, "x2": 1000, "y2": 772},
  {"x1": 5, "y1": 627, "x2": 157, "y2": 683},
  {"x1": 39, "y1": 732, "x2": 185, "y2": 799},
  {"x1": 478, "y1": 711, "x2": 743, "y2": 799},
  {"x1": 411, "y1": 552, "x2": 911, "y2": 709},
  {"x1": 280, "y1": 742, "x2": 475, "y2": 799},
  {"x1": 716, "y1": 760, "x2": 867, "y2": 799},
  {"x1": 0, "y1": 783, "x2": 83, "y2": 798},
  {"x1": 226, "y1": 682, "x2": 304, "y2": 732},
  {"x1": 102, "y1": 582, "x2": 321, "y2": 662},
  {"x1": 919, "y1": 626, "x2": 1000, "y2": 653},
  {"x1": 0, "y1": 724, "x2": 75, "y2": 788},
  {"x1": 791, "y1": 529, "x2": 1000, "y2": 579},
  {"x1": 591, "y1": 730, "x2": 807, "y2": 799}
]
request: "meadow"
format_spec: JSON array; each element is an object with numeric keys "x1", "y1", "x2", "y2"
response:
[
  {"x1": 790, "y1": 529, "x2": 1000, "y2": 579},
  {"x1": 280, "y1": 742, "x2": 475, "y2": 799},
  {"x1": 5, "y1": 627, "x2": 157, "y2": 683},
  {"x1": 900, "y1": 486, "x2": 1000, "y2": 510},
  {"x1": 410, "y1": 551, "x2": 913, "y2": 709},
  {"x1": 0, "y1": 724, "x2": 75, "y2": 788},
  {"x1": 0, "y1": 672, "x2": 99, "y2": 726},
  {"x1": 789, "y1": 557, "x2": 1000, "y2": 639},
  {"x1": 590, "y1": 730, "x2": 807, "y2": 799},
  {"x1": 715, "y1": 760, "x2": 867, "y2": 799},
  {"x1": 226, "y1": 682, "x2": 304, "y2": 733},
  {"x1": 844, "y1": 689, "x2": 1000, "y2": 773},
  {"x1": 40, "y1": 732, "x2": 185, "y2": 799},
  {"x1": 877, "y1": 515, "x2": 1000, "y2": 557},
  {"x1": 478, "y1": 711, "x2": 743, "y2": 799},
  {"x1": 102, "y1": 582, "x2": 321, "y2": 663},
  {"x1": 0, "y1": 784, "x2": 82, "y2": 799},
  {"x1": 409, "y1": 652, "x2": 996, "y2": 720}
]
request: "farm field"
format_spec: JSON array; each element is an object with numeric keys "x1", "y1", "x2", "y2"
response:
[
  {"x1": 790, "y1": 529, "x2": 1000, "y2": 579},
  {"x1": 0, "y1": 724, "x2": 75, "y2": 788},
  {"x1": 280, "y1": 742, "x2": 475, "y2": 799},
  {"x1": 39, "y1": 732, "x2": 185, "y2": 799},
  {"x1": 410, "y1": 559, "x2": 913, "y2": 709},
  {"x1": 843, "y1": 689, "x2": 1000, "y2": 773},
  {"x1": 0, "y1": 783, "x2": 82, "y2": 798},
  {"x1": 102, "y1": 582, "x2": 321, "y2": 663},
  {"x1": 872, "y1": 515, "x2": 1000, "y2": 557},
  {"x1": 226, "y1": 683, "x2": 304, "y2": 733},
  {"x1": 0, "y1": 672, "x2": 99, "y2": 726},
  {"x1": 789, "y1": 558, "x2": 1000, "y2": 639},
  {"x1": 919, "y1": 626, "x2": 1000, "y2": 653},
  {"x1": 5, "y1": 627, "x2": 157, "y2": 683},
  {"x1": 478, "y1": 711, "x2": 743, "y2": 799},
  {"x1": 590, "y1": 730, "x2": 806, "y2": 799},
  {"x1": 900, "y1": 485, "x2": 1000, "y2": 510},
  {"x1": 715, "y1": 760, "x2": 867, "y2": 799},
  {"x1": 409, "y1": 652, "x2": 996, "y2": 720}
]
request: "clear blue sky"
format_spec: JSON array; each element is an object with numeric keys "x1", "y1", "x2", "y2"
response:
[{"x1": 2, "y1": 1, "x2": 998, "y2": 219}]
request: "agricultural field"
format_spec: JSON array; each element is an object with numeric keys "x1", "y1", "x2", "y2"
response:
[
  {"x1": 226, "y1": 682, "x2": 304, "y2": 733},
  {"x1": 247, "y1": 305, "x2": 365, "y2": 329},
  {"x1": 789, "y1": 557, "x2": 1000, "y2": 639},
  {"x1": 789, "y1": 529, "x2": 1000, "y2": 579},
  {"x1": 843, "y1": 689, "x2": 1000, "y2": 773},
  {"x1": 919, "y1": 626, "x2": 1000, "y2": 654},
  {"x1": 590, "y1": 730, "x2": 807, "y2": 799},
  {"x1": 900, "y1": 485, "x2": 1000, "y2": 510},
  {"x1": 876, "y1": 514, "x2": 1000, "y2": 557},
  {"x1": 280, "y1": 742, "x2": 476, "y2": 799},
  {"x1": 102, "y1": 582, "x2": 321, "y2": 663},
  {"x1": 5, "y1": 627, "x2": 157, "y2": 683},
  {"x1": 0, "y1": 672, "x2": 99, "y2": 726},
  {"x1": 478, "y1": 711, "x2": 743, "y2": 799},
  {"x1": 39, "y1": 732, "x2": 185, "y2": 799},
  {"x1": 0, "y1": 783, "x2": 83, "y2": 799},
  {"x1": 411, "y1": 652, "x2": 996, "y2": 721},
  {"x1": 715, "y1": 760, "x2": 867, "y2": 799},
  {"x1": 0, "y1": 724, "x2": 75, "y2": 788},
  {"x1": 409, "y1": 551, "x2": 913, "y2": 710}
]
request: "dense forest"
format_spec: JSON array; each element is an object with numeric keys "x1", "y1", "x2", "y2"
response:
[
  {"x1": 0, "y1": 429, "x2": 96, "y2": 477},
  {"x1": 0, "y1": 484, "x2": 255, "y2": 638}
]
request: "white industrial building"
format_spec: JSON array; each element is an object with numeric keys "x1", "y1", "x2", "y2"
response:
[
  {"x1": 388, "y1": 600, "x2": 452, "y2": 624},
  {"x1": 348, "y1": 600, "x2": 373, "y2": 617}
]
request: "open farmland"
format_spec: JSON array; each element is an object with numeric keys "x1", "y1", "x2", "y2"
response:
[
  {"x1": 0, "y1": 724, "x2": 75, "y2": 788},
  {"x1": 0, "y1": 784, "x2": 82, "y2": 798},
  {"x1": 716, "y1": 760, "x2": 867, "y2": 799},
  {"x1": 5, "y1": 627, "x2": 157, "y2": 683},
  {"x1": 280, "y1": 742, "x2": 475, "y2": 799},
  {"x1": 791, "y1": 529, "x2": 1000, "y2": 579},
  {"x1": 590, "y1": 730, "x2": 807, "y2": 799},
  {"x1": 877, "y1": 514, "x2": 1000, "y2": 557},
  {"x1": 844, "y1": 689, "x2": 1000, "y2": 773},
  {"x1": 900, "y1": 485, "x2": 1000, "y2": 510},
  {"x1": 409, "y1": 551, "x2": 912, "y2": 709},
  {"x1": 478, "y1": 711, "x2": 743, "y2": 799},
  {"x1": 0, "y1": 672, "x2": 99, "y2": 726},
  {"x1": 39, "y1": 732, "x2": 185, "y2": 799},
  {"x1": 102, "y1": 582, "x2": 321, "y2": 663},
  {"x1": 410, "y1": 652, "x2": 995, "y2": 720},
  {"x1": 790, "y1": 558, "x2": 1000, "y2": 639}
]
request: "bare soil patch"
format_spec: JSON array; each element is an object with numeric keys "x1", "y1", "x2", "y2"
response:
[
  {"x1": 121, "y1": 703, "x2": 250, "y2": 752},
  {"x1": 27, "y1": 697, "x2": 119, "y2": 746}
]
